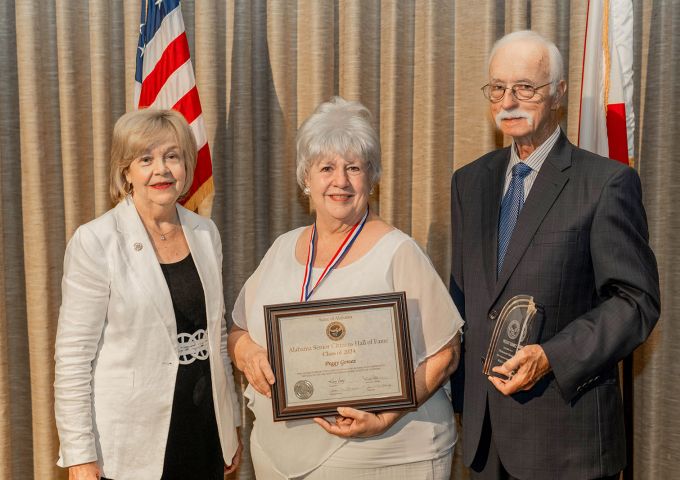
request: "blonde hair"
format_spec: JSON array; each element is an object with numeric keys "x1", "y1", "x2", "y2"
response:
[{"x1": 109, "y1": 109, "x2": 198, "y2": 203}]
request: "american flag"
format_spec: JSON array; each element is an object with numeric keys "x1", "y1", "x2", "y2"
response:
[{"x1": 134, "y1": 0, "x2": 213, "y2": 213}]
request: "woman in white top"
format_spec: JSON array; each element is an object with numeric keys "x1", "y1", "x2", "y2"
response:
[
  {"x1": 228, "y1": 97, "x2": 464, "y2": 479},
  {"x1": 54, "y1": 109, "x2": 241, "y2": 480}
]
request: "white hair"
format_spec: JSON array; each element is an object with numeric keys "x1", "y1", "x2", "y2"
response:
[
  {"x1": 489, "y1": 30, "x2": 564, "y2": 94},
  {"x1": 296, "y1": 96, "x2": 381, "y2": 190}
]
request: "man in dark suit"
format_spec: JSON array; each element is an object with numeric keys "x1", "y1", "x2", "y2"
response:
[{"x1": 450, "y1": 30, "x2": 660, "y2": 479}]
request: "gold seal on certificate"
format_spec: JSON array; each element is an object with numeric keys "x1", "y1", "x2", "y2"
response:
[
  {"x1": 264, "y1": 292, "x2": 417, "y2": 421},
  {"x1": 326, "y1": 321, "x2": 346, "y2": 341},
  {"x1": 483, "y1": 295, "x2": 544, "y2": 376}
]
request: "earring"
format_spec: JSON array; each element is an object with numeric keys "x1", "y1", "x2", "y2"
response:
[{"x1": 303, "y1": 186, "x2": 310, "y2": 196}]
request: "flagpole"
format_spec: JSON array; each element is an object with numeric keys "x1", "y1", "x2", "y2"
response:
[{"x1": 577, "y1": 0, "x2": 592, "y2": 146}]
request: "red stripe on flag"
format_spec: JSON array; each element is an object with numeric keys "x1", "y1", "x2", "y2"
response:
[
  {"x1": 606, "y1": 103, "x2": 629, "y2": 165},
  {"x1": 180, "y1": 143, "x2": 212, "y2": 205},
  {"x1": 138, "y1": 32, "x2": 191, "y2": 108},
  {"x1": 172, "y1": 86, "x2": 202, "y2": 124}
]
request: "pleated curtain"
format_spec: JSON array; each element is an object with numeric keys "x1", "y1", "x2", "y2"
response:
[{"x1": 0, "y1": 1, "x2": 677, "y2": 478}]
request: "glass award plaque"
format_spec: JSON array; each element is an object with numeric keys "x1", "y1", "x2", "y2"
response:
[{"x1": 483, "y1": 295, "x2": 542, "y2": 376}]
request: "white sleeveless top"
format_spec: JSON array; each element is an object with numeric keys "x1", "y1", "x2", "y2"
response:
[{"x1": 232, "y1": 227, "x2": 464, "y2": 478}]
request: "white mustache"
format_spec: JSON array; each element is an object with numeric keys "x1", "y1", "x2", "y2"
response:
[{"x1": 495, "y1": 109, "x2": 533, "y2": 128}]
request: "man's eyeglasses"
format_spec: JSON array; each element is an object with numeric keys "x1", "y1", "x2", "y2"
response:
[{"x1": 481, "y1": 82, "x2": 552, "y2": 102}]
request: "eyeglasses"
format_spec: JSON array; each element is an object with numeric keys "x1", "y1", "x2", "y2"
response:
[{"x1": 481, "y1": 82, "x2": 552, "y2": 102}]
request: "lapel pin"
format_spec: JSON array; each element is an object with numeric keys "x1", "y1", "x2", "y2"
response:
[{"x1": 133, "y1": 242, "x2": 143, "y2": 251}]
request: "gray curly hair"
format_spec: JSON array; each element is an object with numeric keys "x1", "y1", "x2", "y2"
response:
[{"x1": 296, "y1": 96, "x2": 381, "y2": 190}]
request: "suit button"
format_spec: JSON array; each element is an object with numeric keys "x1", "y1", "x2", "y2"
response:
[{"x1": 488, "y1": 309, "x2": 499, "y2": 320}]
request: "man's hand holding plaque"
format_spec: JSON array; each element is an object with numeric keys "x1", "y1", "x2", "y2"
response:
[
  {"x1": 484, "y1": 295, "x2": 549, "y2": 394},
  {"x1": 488, "y1": 344, "x2": 551, "y2": 395}
]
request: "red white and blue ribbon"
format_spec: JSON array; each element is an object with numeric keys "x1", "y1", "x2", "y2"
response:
[{"x1": 300, "y1": 208, "x2": 369, "y2": 302}]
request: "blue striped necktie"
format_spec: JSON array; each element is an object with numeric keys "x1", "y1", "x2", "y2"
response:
[{"x1": 497, "y1": 162, "x2": 532, "y2": 276}]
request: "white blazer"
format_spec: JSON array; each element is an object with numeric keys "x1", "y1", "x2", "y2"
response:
[{"x1": 54, "y1": 197, "x2": 241, "y2": 480}]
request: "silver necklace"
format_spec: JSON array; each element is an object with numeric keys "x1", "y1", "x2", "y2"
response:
[{"x1": 147, "y1": 223, "x2": 178, "y2": 241}]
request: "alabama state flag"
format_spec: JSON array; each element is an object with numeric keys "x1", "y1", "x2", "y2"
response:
[{"x1": 578, "y1": 0, "x2": 635, "y2": 166}]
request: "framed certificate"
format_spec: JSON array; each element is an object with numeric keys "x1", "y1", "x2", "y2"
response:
[{"x1": 264, "y1": 292, "x2": 417, "y2": 421}]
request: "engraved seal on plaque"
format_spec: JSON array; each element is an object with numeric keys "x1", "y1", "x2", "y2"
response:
[
  {"x1": 507, "y1": 319, "x2": 521, "y2": 340},
  {"x1": 326, "y1": 321, "x2": 346, "y2": 341},
  {"x1": 483, "y1": 295, "x2": 543, "y2": 376},
  {"x1": 294, "y1": 380, "x2": 314, "y2": 400}
]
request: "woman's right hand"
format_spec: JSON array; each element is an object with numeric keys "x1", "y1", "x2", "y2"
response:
[
  {"x1": 241, "y1": 341, "x2": 275, "y2": 397},
  {"x1": 68, "y1": 461, "x2": 100, "y2": 480},
  {"x1": 229, "y1": 327, "x2": 275, "y2": 397}
]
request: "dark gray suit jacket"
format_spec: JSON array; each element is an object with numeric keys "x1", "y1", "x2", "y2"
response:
[{"x1": 450, "y1": 132, "x2": 660, "y2": 479}]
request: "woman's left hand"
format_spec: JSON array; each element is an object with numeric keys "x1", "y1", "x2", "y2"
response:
[
  {"x1": 224, "y1": 438, "x2": 243, "y2": 475},
  {"x1": 313, "y1": 407, "x2": 404, "y2": 438}
]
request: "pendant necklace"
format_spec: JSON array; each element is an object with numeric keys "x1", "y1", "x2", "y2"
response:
[{"x1": 146, "y1": 222, "x2": 179, "y2": 241}]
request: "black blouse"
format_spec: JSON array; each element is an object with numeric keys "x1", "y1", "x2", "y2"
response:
[{"x1": 159, "y1": 254, "x2": 223, "y2": 480}]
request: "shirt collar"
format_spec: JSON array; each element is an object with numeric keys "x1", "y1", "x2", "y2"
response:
[{"x1": 509, "y1": 125, "x2": 562, "y2": 173}]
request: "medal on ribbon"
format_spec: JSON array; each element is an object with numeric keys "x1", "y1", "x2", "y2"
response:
[{"x1": 300, "y1": 208, "x2": 369, "y2": 302}]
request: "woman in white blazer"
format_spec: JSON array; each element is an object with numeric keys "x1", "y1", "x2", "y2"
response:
[{"x1": 54, "y1": 109, "x2": 242, "y2": 480}]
